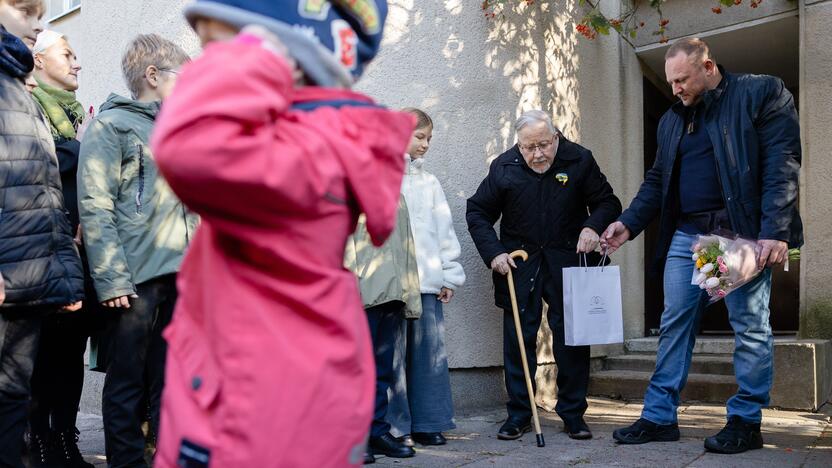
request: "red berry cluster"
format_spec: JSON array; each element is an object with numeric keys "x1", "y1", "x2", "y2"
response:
[
  {"x1": 713, "y1": 0, "x2": 762, "y2": 14},
  {"x1": 575, "y1": 23, "x2": 597, "y2": 40}
]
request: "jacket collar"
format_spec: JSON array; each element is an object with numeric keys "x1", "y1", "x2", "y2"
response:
[
  {"x1": 100, "y1": 93, "x2": 160, "y2": 120},
  {"x1": 554, "y1": 137, "x2": 581, "y2": 161},
  {"x1": 405, "y1": 153, "x2": 425, "y2": 175},
  {"x1": 671, "y1": 65, "x2": 730, "y2": 116}
]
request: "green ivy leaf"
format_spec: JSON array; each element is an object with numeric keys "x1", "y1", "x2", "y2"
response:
[
  {"x1": 630, "y1": 29, "x2": 638, "y2": 39},
  {"x1": 719, "y1": 0, "x2": 735, "y2": 6},
  {"x1": 590, "y1": 13, "x2": 611, "y2": 35}
]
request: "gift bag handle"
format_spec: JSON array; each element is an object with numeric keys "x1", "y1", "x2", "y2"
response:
[{"x1": 598, "y1": 249, "x2": 609, "y2": 271}]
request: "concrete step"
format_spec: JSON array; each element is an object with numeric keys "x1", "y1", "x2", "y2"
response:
[
  {"x1": 588, "y1": 370, "x2": 737, "y2": 403},
  {"x1": 604, "y1": 353, "x2": 735, "y2": 375},
  {"x1": 626, "y1": 337, "x2": 735, "y2": 355}
]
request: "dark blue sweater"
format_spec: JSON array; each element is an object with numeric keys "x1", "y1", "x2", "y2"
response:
[{"x1": 677, "y1": 102, "x2": 724, "y2": 233}]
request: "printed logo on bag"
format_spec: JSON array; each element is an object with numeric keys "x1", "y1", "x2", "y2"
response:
[
  {"x1": 332, "y1": 0, "x2": 381, "y2": 34},
  {"x1": 588, "y1": 295, "x2": 607, "y2": 315},
  {"x1": 298, "y1": 0, "x2": 332, "y2": 20},
  {"x1": 332, "y1": 19, "x2": 358, "y2": 70}
]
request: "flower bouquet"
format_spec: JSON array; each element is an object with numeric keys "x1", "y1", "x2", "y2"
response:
[{"x1": 690, "y1": 231, "x2": 761, "y2": 303}]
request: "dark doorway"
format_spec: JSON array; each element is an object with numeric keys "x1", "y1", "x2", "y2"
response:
[{"x1": 641, "y1": 77, "x2": 800, "y2": 335}]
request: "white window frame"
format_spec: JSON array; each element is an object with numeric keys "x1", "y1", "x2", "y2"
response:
[{"x1": 47, "y1": 0, "x2": 81, "y2": 23}]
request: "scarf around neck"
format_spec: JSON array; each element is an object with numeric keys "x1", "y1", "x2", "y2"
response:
[
  {"x1": 32, "y1": 78, "x2": 84, "y2": 139},
  {"x1": 0, "y1": 26, "x2": 34, "y2": 78}
]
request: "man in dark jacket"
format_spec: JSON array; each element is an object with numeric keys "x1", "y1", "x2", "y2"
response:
[
  {"x1": 0, "y1": 1, "x2": 85, "y2": 467},
  {"x1": 467, "y1": 110, "x2": 621, "y2": 441},
  {"x1": 602, "y1": 38, "x2": 802, "y2": 454}
]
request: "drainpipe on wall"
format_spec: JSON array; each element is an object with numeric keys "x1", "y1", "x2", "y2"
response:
[{"x1": 797, "y1": 0, "x2": 807, "y2": 337}]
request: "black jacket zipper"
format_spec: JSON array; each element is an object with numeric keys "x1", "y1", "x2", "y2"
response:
[{"x1": 135, "y1": 144, "x2": 145, "y2": 215}]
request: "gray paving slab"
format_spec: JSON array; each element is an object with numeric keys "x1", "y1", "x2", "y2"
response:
[{"x1": 65, "y1": 398, "x2": 831, "y2": 467}]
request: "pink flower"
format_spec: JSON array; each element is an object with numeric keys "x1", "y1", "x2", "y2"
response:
[
  {"x1": 718, "y1": 264, "x2": 728, "y2": 273},
  {"x1": 717, "y1": 290, "x2": 727, "y2": 298},
  {"x1": 717, "y1": 256, "x2": 724, "y2": 265}
]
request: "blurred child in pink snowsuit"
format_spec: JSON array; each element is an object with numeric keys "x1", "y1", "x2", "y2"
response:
[{"x1": 150, "y1": 1, "x2": 414, "y2": 466}]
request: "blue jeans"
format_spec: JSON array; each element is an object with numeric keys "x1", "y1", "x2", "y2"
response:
[
  {"x1": 387, "y1": 294, "x2": 455, "y2": 435},
  {"x1": 642, "y1": 231, "x2": 773, "y2": 425},
  {"x1": 366, "y1": 301, "x2": 403, "y2": 438}
]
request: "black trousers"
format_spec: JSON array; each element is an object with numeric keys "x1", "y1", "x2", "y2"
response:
[
  {"x1": 0, "y1": 308, "x2": 45, "y2": 468},
  {"x1": 502, "y1": 264, "x2": 590, "y2": 427},
  {"x1": 29, "y1": 311, "x2": 91, "y2": 434},
  {"x1": 366, "y1": 301, "x2": 403, "y2": 439},
  {"x1": 102, "y1": 274, "x2": 176, "y2": 468}
]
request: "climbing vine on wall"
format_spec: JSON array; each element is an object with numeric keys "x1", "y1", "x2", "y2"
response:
[{"x1": 482, "y1": 0, "x2": 768, "y2": 44}]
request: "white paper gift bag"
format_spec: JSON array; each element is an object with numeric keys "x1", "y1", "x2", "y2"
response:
[{"x1": 562, "y1": 258, "x2": 624, "y2": 346}]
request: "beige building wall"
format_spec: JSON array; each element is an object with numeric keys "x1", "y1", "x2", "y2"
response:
[
  {"x1": 49, "y1": 1, "x2": 645, "y2": 406},
  {"x1": 631, "y1": 0, "x2": 797, "y2": 46},
  {"x1": 800, "y1": 0, "x2": 832, "y2": 339}
]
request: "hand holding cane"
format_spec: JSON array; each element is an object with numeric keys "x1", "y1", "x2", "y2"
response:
[{"x1": 505, "y1": 249, "x2": 545, "y2": 447}]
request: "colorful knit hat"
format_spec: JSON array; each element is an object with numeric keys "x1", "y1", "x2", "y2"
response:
[{"x1": 184, "y1": 0, "x2": 387, "y2": 88}]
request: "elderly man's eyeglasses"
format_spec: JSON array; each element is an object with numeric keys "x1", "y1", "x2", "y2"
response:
[{"x1": 519, "y1": 136, "x2": 556, "y2": 154}]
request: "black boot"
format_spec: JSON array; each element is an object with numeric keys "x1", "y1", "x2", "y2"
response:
[
  {"x1": 27, "y1": 432, "x2": 56, "y2": 468},
  {"x1": 53, "y1": 428, "x2": 94, "y2": 468},
  {"x1": 704, "y1": 416, "x2": 764, "y2": 454},
  {"x1": 613, "y1": 418, "x2": 680, "y2": 444}
]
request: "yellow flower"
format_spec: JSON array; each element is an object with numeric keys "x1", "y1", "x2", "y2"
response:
[{"x1": 696, "y1": 258, "x2": 705, "y2": 269}]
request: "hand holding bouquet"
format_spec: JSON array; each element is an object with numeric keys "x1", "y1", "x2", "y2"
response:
[{"x1": 691, "y1": 232, "x2": 760, "y2": 303}]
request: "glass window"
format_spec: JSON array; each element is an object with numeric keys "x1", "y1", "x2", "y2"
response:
[{"x1": 47, "y1": 0, "x2": 81, "y2": 22}]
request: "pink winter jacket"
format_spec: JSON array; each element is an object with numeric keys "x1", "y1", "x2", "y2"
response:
[{"x1": 150, "y1": 37, "x2": 414, "y2": 467}]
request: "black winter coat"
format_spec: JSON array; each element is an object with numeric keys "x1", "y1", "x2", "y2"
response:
[
  {"x1": 467, "y1": 138, "x2": 622, "y2": 310},
  {"x1": 619, "y1": 68, "x2": 803, "y2": 269},
  {"x1": 0, "y1": 31, "x2": 84, "y2": 310}
]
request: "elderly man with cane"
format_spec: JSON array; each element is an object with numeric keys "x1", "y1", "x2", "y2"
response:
[{"x1": 467, "y1": 110, "x2": 621, "y2": 442}]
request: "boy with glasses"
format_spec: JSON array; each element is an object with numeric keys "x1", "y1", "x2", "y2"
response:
[{"x1": 78, "y1": 34, "x2": 198, "y2": 468}]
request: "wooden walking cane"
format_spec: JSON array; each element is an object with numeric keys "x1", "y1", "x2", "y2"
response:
[{"x1": 505, "y1": 249, "x2": 545, "y2": 447}]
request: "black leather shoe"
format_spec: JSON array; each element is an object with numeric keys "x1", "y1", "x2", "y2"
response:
[
  {"x1": 363, "y1": 452, "x2": 375, "y2": 464},
  {"x1": 613, "y1": 418, "x2": 680, "y2": 444},
  {"x1": 412, "y1": 432, "x2": 447, "y2": 446},
  {"x1": 497, "y1": 418, "x2": 531, "y2": 440},
  {"x1": 564, "y1": 419, "x2": 593, "y2": 440},
  {"x1": 395, "y1": 434, "x2": 415, "y2": 447},
  {"x1": 369, "y1": 432, "x2": 415, "y2": 458},
  {"x1": 704, "y1": 416, "x2": 763, "y2": 454}
]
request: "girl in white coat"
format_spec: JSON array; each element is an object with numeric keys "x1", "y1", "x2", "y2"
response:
[{"x1": 387, "y1": 108, "x2": 465, "y2": 446}]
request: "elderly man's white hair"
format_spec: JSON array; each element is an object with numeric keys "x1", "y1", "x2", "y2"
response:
[{"x1": 514, "y1": 110, "x2": 559, "y2": 135}]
